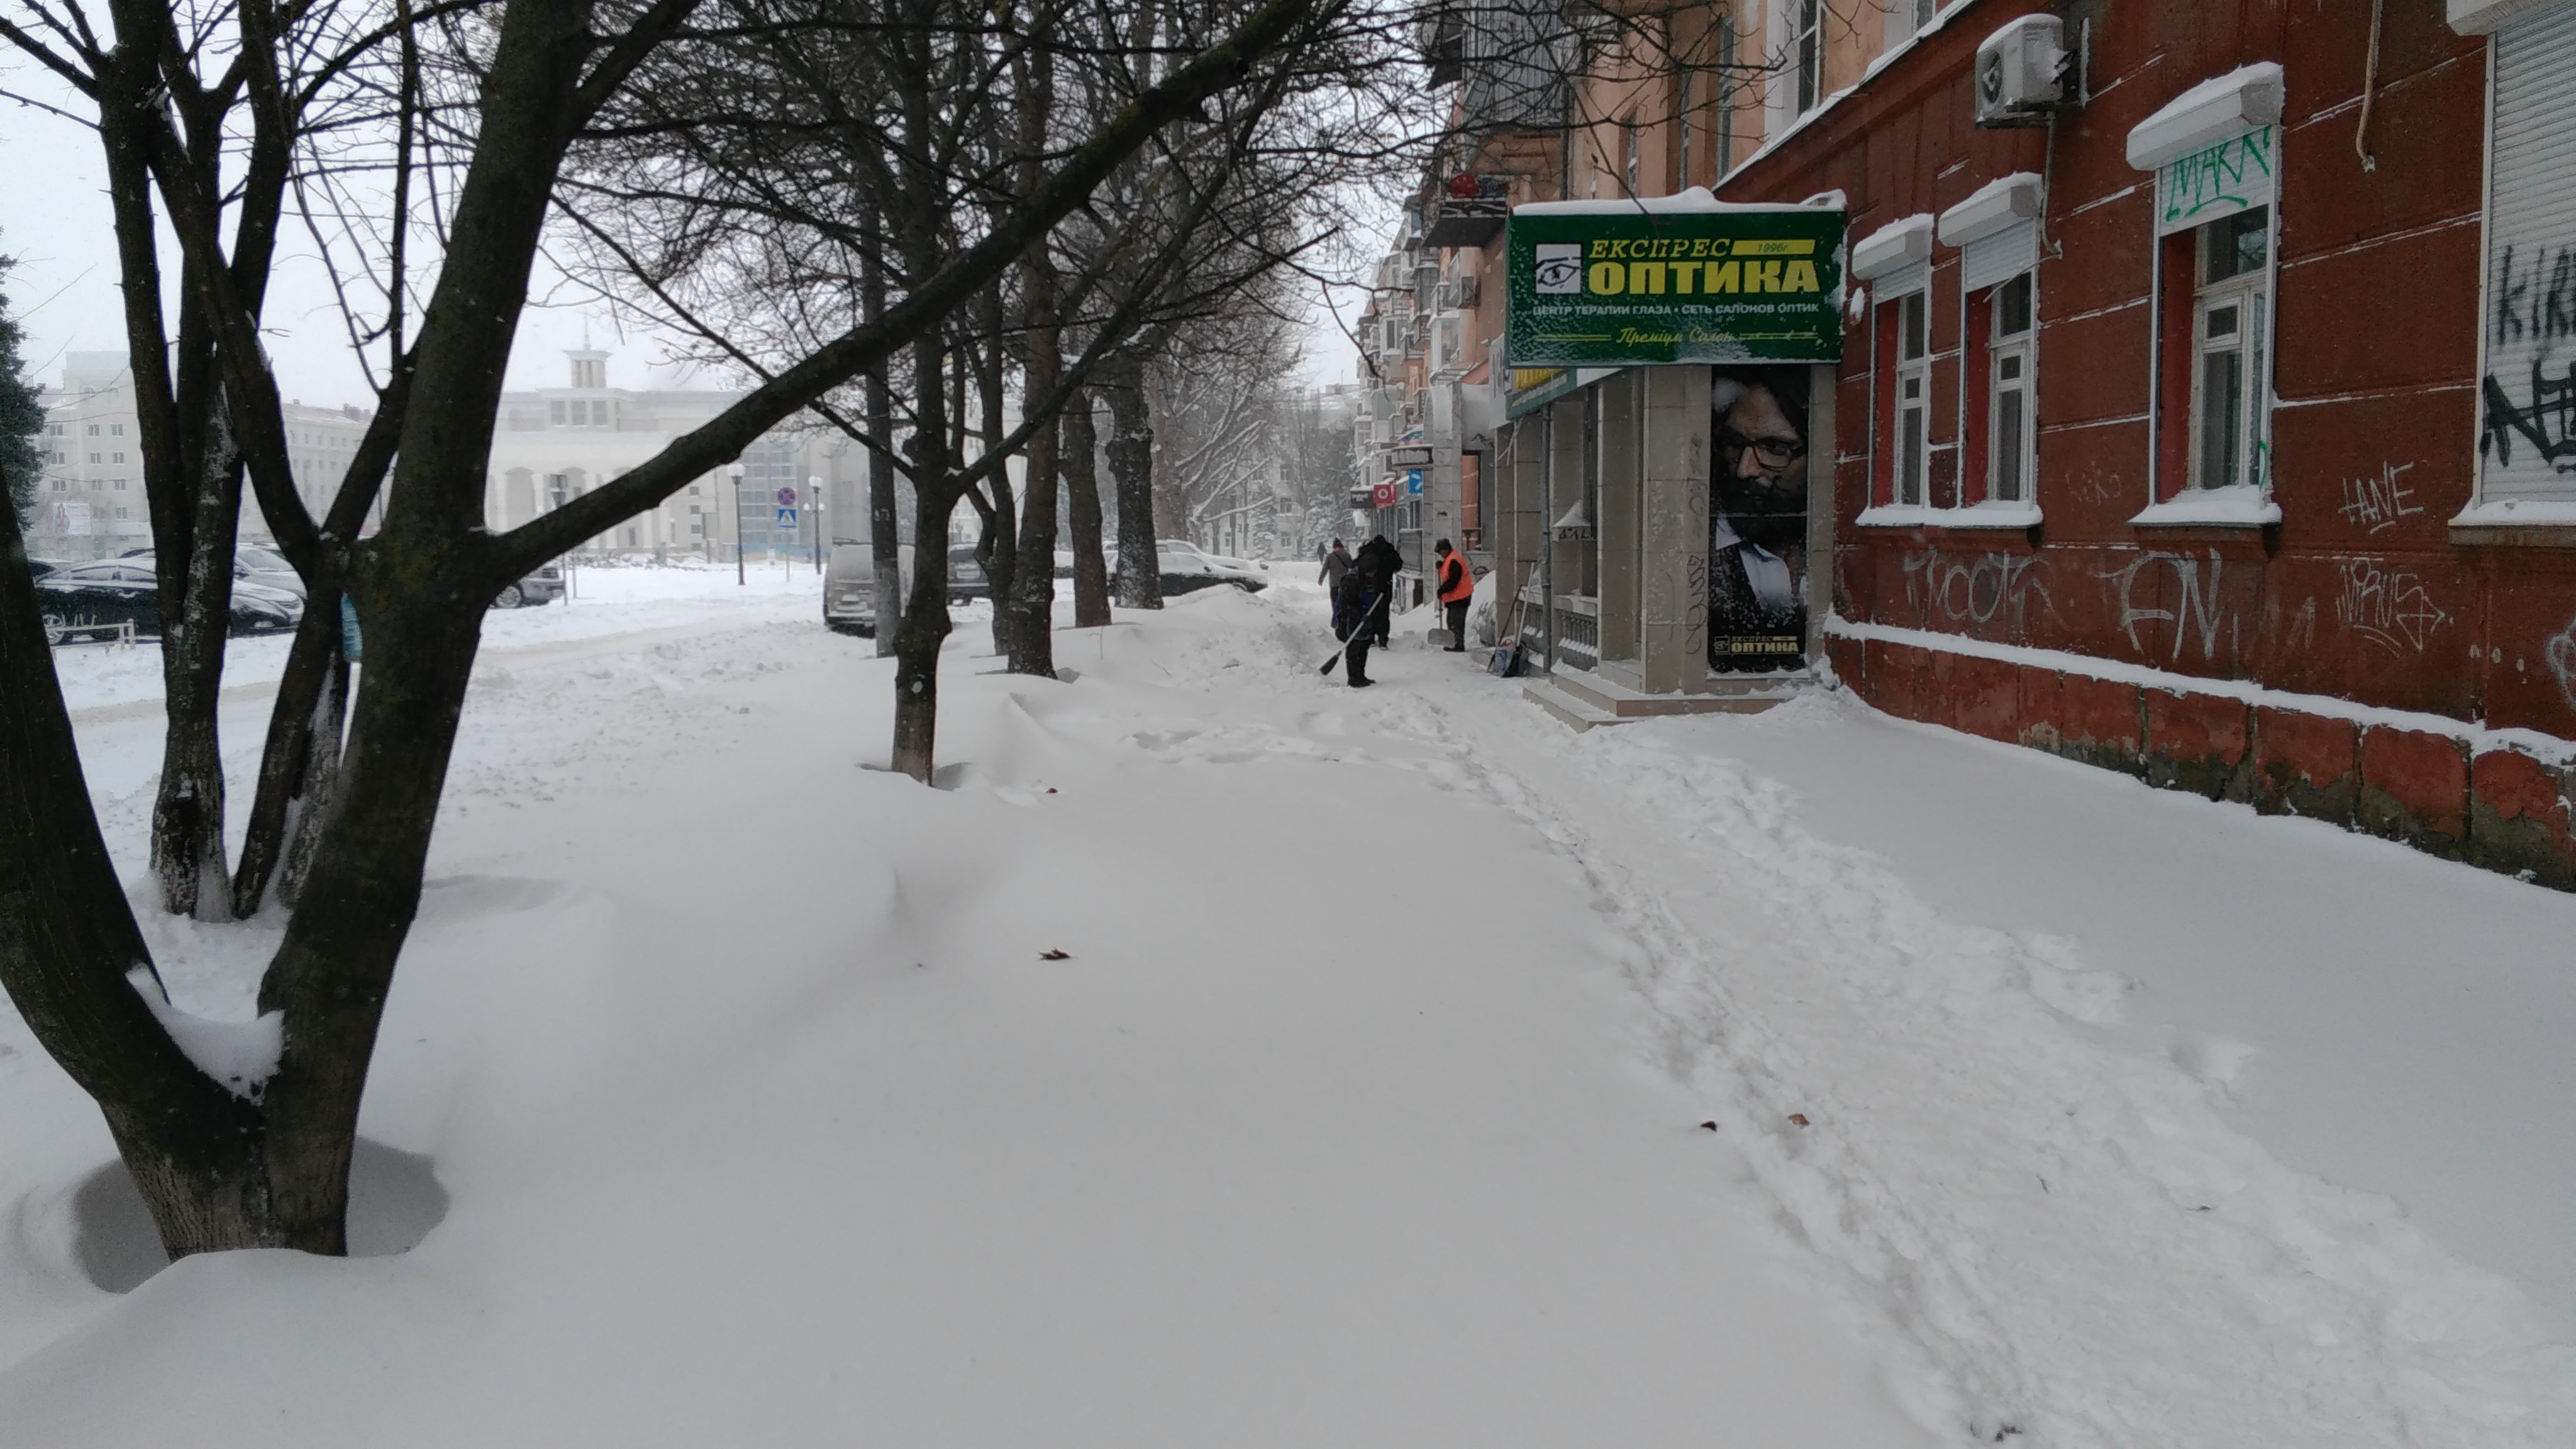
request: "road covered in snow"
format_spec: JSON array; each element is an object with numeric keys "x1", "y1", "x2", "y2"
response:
[{"x1": 3, "y1": 564, "x2": 2572, "y2": 1446}]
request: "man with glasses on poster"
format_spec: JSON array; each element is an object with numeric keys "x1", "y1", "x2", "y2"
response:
[{"x1": 1709, "y1": 370, "x2": 1811, "y2": 674}]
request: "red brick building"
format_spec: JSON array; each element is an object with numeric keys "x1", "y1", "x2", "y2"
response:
[{"x1": 1719, "y1": 0, "x2": 2576, "y2": 886}]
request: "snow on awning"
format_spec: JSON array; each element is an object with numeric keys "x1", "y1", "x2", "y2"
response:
[
  {"x1": 1935, "y1": 174, "x2": 2044, "y2": 247},
  {"x1": 1513, "y1": 186, "x2": 1841, "y2": 218},
  {"x1": 1848, "y1": 214, "x2": 1932, "y2": 280},
  {"x1": 2447, "y1": 0, "x2": 2567, "y2": 35},
  {"x1": 2126, "y1": 63, "x2": 2284, "y2": 172}
]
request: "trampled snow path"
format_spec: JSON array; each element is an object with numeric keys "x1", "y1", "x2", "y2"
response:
[
  {"x1": 4, "y1": 569, "x2": 2570, "y2": 1446},
  {"x1": 3, "y1": 574, "x2": 1938, "y2": 1446}
]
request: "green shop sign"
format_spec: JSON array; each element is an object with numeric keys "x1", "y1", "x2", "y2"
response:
[{"x1": 1504, "y1": 203, "x2": 1845, "y2": 368}]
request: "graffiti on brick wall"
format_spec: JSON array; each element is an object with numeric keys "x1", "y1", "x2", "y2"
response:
[
  {"x1": 2337, "y1": 462, "x2": 2423, "y2": 535},
  {"x1": 2102, "y1": 550, "x2": 2236, "y2": 663},
  {"x1": 2547, "y1": 613, "x2": 2576, "y2": 713},
  {"x1": 2481, "y1": 240, "x2": 2576, "y2": 482},
  {"x1": 2330, "y1": 557, "x2": 2453, "y2": 657},
  {"x1": 1898, "y1": 550, "x2": 2053, "y2": 631}
]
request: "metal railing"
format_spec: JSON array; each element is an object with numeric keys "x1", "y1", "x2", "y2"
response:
[{"x1": 1552, "y1": 594, "x2": 1599, "y2": 672}]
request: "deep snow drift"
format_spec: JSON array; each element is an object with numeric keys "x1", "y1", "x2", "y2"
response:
[{"x1": 3, "y1": 567, "x2": 2570, "y2": 1446}]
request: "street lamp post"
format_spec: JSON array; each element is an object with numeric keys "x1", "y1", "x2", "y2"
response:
[
  {"x1": 728, "y1": 463, "x2": 746, "y2": 586},
  {"x1": 808, "y1": 474, "x2": 824, "y2": 575}
]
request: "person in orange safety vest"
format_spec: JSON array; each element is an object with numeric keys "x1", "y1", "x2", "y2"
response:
[{"x1": 1434, "y1": 539, "x2": 1473, "y2": 653}]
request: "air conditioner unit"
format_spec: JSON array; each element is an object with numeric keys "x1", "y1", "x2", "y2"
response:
[
  {"x1": 1429, "y1": 312, "x2": 1469, "y2": 380},
  {"x1": 1975, "y1": 15, "x2": 2067, "y2": 128}
]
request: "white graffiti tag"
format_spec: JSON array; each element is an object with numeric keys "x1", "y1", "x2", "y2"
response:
[
  {"x1": 1899, "y1": 550, "x2": 2053, "y2": 630},
  {"x1": 2547, "y1": 614, "x2": 2576, "y2": 713},
  {"x1": 2333, "y1": 558, "x2": 2453, "y2": 656},
  {"x1": 2102, "y1": 550, "x2": 2235, "y2": 662},
  {"x1": 2336, "y1": 462, "x2": 2423, "y2": 535}
]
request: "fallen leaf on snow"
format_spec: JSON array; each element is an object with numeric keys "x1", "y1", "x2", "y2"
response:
[
  {"x1": 1039, "y1": 949, "x2": 1072, "y2": 960},
  {"x1": 1786, "y1": 1113, "x2": 1810, "y2": 1127}
]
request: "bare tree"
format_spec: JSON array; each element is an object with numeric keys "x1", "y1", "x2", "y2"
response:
[{"x1": 0, "y1": 0, "x2": 1351, "y2": 1259}]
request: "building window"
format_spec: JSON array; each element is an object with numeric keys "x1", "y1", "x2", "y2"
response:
[
  {"x1": 86, "y1": 424, "x2": 99, "y2": 436},
  {"x1": 110, "y1": 423, "x2": 123, "y2": 435},
  {"x1": 2473, "y1": 7, "x2": 2576, "y2": 506},
  {"x1": 111, "y1": 452, "x2": 124, "y2": 464},
  {"x1": 1894, "y1": 289, "x2": 1930, "y2": 506},
  {"x1": 114, "y1": 505, "x2": 129, "y2": 519},
  {"x1": 550, "y1": 400, "x2": 567, "y2": 425},
  {"x1": 49, "y1": 477, "x2": 65, "y2": 492},
  {"x1": 87, "y1": 452, "x2": 101, "y2": 464},
  {"x1": 47, "y1": 423, "x2": 64, "y2": 436},
  {"x1": 1989, "y1": 273, "x2": 2035, "y2": 503},
  {"x1": 1793, "y1": 0, "x2": 1823, "y2": 114},
  {"x1": 2190, "y1": 207, "x2": 2269, "y2": 490},
  {"x1": 112, "y1": 478, "x2": 128, "y2": 491}
]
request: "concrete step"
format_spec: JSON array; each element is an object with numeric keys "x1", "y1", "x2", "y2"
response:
[
  {"x1": 1523, "y1": 679, "x2": 1626, "y2": 733},
  {"x1": 1549, "y1": 667, "x2": 1801, "y2": 718}
]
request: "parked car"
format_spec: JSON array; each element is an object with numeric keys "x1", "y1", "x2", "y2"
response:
[
  {"x1": 36, "y1": 560, "x2": 299, "y2": 638},
  {"x1": 945, "y1": 545, "x2": 988, "y2": 606},
  {"x1": 492, "y1": 562, "x2": 564, "y2": 608},
  {"x1": 1158, "y1": 538, "x2": 1264, "y2": 575},
  {"x1": 823, "y1": 544, "x2": 915, "y2": 636},
  {"x1": 122, "y1": 545, "x2": 308, "y2": 600},
  {"x1": 1113, "y1": 545, "x2": 1267, "y2": 596}
]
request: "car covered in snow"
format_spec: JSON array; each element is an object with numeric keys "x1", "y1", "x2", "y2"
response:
[
  {"x1": 492, "y1": 562, "x2": 565, "y2": 609},
  {"x1": 1109, "y1": 544, "x2": 1266, "y2": 596},
  {"x1": 824, "y1": 543, "x2": 914, "y2": 636}
]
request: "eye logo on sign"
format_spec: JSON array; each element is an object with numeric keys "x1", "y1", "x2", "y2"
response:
[{"x1": 1533, "y1": 243, "x2": 1584, "y2": 295}]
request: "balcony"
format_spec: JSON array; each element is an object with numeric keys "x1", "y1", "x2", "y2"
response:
[{"x1": 1423, "y1": 175, "x2": 1509, "y2": 249}]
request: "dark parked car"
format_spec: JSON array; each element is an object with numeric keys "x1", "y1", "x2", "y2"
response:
[
  {"x1": 36, "y1": 560, "x2": 300, "y2": 640},
  {"x1": 122, "y1": 545, "x2": 308, "y2": 600}
]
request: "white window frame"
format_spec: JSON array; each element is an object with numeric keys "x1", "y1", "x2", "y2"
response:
[
  {"x1": 1895, "y1": 287, "x2": 1931, "y2": 507},
  {"x1": 2187, "y1": 206, "x2": 2272, "y2": 492},
  {"x1": 1989, "y1": 271, "x2": 2036, "y2": 504},
  {"x1": 1793, "y1": 0, "x2": 1824, "y2": 114}
]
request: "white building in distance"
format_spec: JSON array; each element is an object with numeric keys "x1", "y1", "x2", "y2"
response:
[{"x1": 486, "y1": 349, "x2": 858, "y2": 559}]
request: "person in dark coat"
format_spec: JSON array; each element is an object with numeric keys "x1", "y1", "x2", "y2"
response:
[
  {"x1": 1357, "y1": 535, "x2": 1402, "y2": 647},
  {"x1": 1332, "y1": 553, "x2": 1385, "y2": 687}
]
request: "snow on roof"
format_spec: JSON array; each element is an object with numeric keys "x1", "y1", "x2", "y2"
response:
[{"x1": 1514, "y1": 186, "x2": 1841, "y2": 218}]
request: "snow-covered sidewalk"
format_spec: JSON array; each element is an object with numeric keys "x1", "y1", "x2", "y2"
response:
[
  {"x1": 4, "y1": 570, "x2": 2570, "y2": 1446},
  {"x1": 3, "y1": 575, "x2": 1938, "y2": 1446}
]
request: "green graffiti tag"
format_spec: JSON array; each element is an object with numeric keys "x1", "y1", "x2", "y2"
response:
[{"x1": 2160, "y1": 126, "x2": 2275, "y2": 229}]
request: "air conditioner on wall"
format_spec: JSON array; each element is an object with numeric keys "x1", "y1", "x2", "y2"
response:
[
  {"x1": 1430, "y1": 312, "x2": 1468, "y2": 380},
  {"x1": 1975, "y1": 15, "x2": 2068, "y2": 128}
]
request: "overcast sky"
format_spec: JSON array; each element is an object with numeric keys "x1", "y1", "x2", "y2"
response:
[{"x1": 2, "y1": 58, "x2": 1368, "y2": 406}]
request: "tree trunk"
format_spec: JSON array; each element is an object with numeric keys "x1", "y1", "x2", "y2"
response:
[
  {"x1": 892, "y1": 325, "x2": 956, "y2": 782},
  {"x1": 251, "y1": 564, "x2": 487, "y2": 1252},
  {"x1": 1106, "y1": 370, "x2": 1160, "y2": 609},
  {"x1": 0, "y1": 529, "x2": 276, "y2": 1258},
  {"x1": 971, "y1": 297, "x2": 1019, "y2": 662},
  {"x1": 150, "y1": 413, "x2": 245, "y2": 921},
  {"x1": 231, "y1": 584, "x2": 343, "y2": 916},
  {"x1": 277, "y1": 644, "x2": 349, "y2": 908},
  {"x1": 862, "y1": 220, "x2": 901, "y2": 658},
  {"x1": 1006, "y1": 247, "x2": 1061, "y2": 675},
  {"x1": 890, "y1": 491, "x2": 955, "y2": 782},
  {"x1": 1062, "y1": 389, "x2": 1111, "y2": 628}
]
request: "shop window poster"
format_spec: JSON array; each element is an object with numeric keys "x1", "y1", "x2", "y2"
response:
[{"x1": 1710, "y1": 365, "x2": 1810, "y2": 672}]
